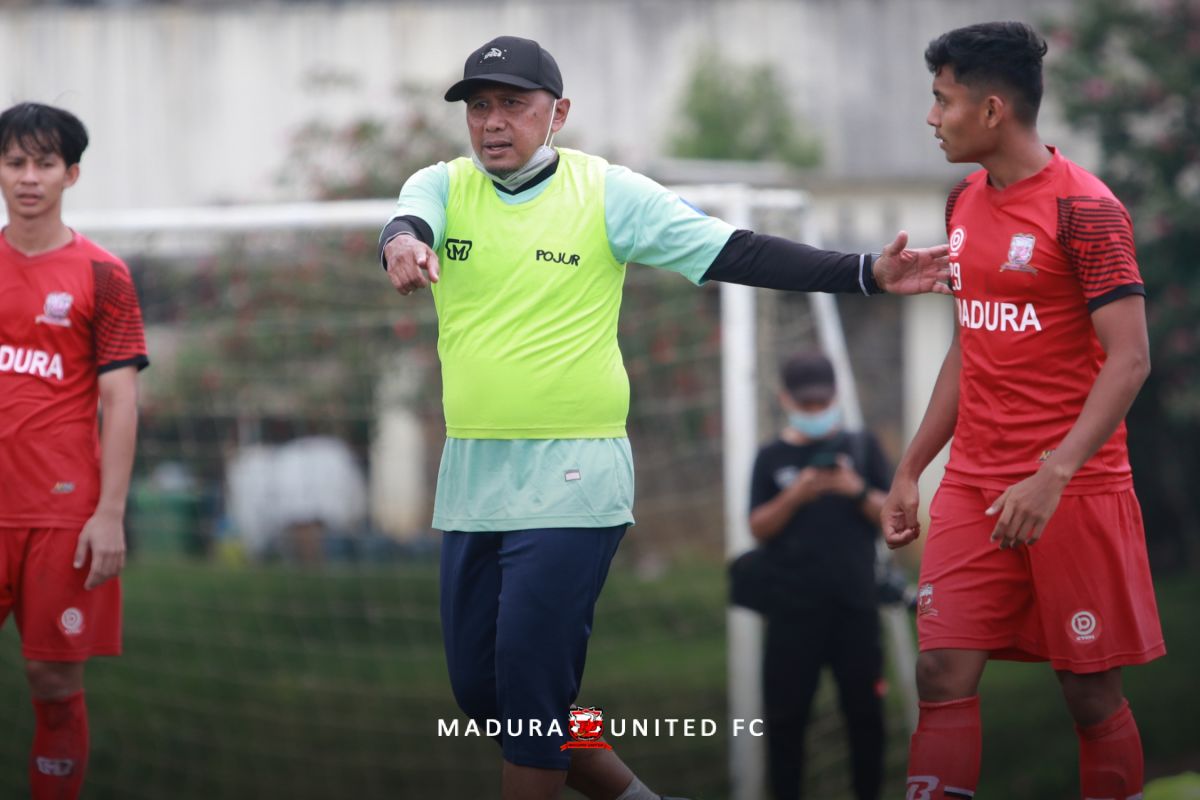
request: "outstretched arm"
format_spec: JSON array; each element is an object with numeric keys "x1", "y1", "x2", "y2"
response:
[
  {"x1": 701, "y1": 230, "x2": 951, "y2": 296},
  {"x1": 604, "y1": 167, "x2": 951, "y2": 295}
]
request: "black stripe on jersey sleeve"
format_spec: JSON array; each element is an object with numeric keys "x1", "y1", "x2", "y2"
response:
[
  {"x1": 92, "y1": 260, "x2": 149, "y2": 368},
  {"x1": 945, "y1": 178, "x2": 970, "y2": 235},
  {"x1": 1087, "y1": 282, "x2": 1146, "y2": 313},
  {"x1": 98, "y1": 354, "x2": 150, "y2": 374},
  {"x1": 1056, "y1": 196, "x2": 1142, "y2": 299}
]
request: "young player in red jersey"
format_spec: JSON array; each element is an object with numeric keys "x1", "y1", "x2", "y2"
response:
[
  {"x1": 0, "y1": 102, "x2": 148, "y2": 799},
  {"x1": 882, "y1": 23, "x2": 1164, "y2": 800}
]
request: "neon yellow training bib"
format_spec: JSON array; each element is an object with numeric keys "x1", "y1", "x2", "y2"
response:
[{"x1": 432, "y1": 149, "x2": 628, "y2": 439}]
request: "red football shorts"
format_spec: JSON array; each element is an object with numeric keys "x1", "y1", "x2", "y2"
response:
[
  {"x1": 917, "y1": 481, "x2": 1165, "y2": 673},
  {"x1": 0, "y1": 528, "x2": 122, "y2": 661}
]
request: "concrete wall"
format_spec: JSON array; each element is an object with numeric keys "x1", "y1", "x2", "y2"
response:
[{"x1": 0, "y1": 0, "x2": 1083, "y2": 214}]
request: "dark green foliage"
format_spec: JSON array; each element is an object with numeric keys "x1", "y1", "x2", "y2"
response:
[
  {"x1": 670, "y1": 50, "x2": 821, "y2": 168},
  {"x1": 1050, "y1": 0, "x2": 1200, "y2": 566}
]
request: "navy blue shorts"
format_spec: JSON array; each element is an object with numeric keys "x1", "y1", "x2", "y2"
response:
[{"x1": 440, "y1": 526, "x2": 625, "y2": 770}]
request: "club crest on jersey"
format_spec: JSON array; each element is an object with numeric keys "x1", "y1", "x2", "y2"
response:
[
  {"x1": 35, "y1": 292, "x2": 74, "y2": 327},
  {"x1": 917, "y1": 583, "x2": 938, "y2": 617},
  {"x1": 1000, "y1": 233, "x2": 1038, "y2": 274}
]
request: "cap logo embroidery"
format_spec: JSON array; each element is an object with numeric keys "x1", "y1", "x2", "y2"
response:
[{"x1": 481, "y1": 47, "x2": 505, "y2": 62}]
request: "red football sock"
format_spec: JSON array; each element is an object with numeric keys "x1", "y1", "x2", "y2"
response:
[
  {"x1": 1077, "y1": 699, "x2": 1143, "y2": 800},
  {"x1": 30, "y1": 691, "x2": 88, "y2": 800},
  {"x1": 906, "y1": 695, "x2": 981, "y2": 799}
]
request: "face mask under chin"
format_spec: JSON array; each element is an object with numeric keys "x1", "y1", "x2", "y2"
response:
[
  {"x1": 471, "y1": 99, "x2": 559, "y2": 191},
  {"x1": 472, "y1": 145, "x2": 558, "y2": 191}
]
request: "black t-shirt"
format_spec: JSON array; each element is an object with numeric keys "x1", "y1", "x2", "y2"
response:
[{"x1": 749, "y1": 430, "x2": 893, "y2": 609}]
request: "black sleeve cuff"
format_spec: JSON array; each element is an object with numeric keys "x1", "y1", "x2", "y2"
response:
[
  {"x1": 862, "y1": 253, "x2": 883, "y2": 295},
  {"x1": 98, "y1": 355, "x2": 150, "y2": 374},
  {"x1": 1087, "y1": 283, "x2": 1146, "y2": 313},
  {"x1": 378, "y1": 215, "x2": 435, "y2": 269}
]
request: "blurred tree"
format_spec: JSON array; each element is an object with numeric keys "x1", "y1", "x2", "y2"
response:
[
  {"x1": 1050, "y1": 0, "x2": 1200, "y2": 567},
  {"x1": 669, "y1": 50, "x2": 821, "y2": 168},
  {"x1": 283, "y1": 79, "x2": 461, "y2": 200}
]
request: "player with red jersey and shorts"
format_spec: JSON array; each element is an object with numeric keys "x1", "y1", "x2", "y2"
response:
[
  {"x1": 882, "y1": 23, "x2": 1164, "y2": 800},
  {"x1": 0, "y1": 102, "x2": 148, "y2": 799}
]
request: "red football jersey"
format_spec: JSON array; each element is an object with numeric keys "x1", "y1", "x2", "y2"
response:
[
  {"x1": 0, "y1": 231, "x2": 148, "y2": 527},
  {"x1": 943, "y1": 148, "x2": 1144, "y2": 493}
]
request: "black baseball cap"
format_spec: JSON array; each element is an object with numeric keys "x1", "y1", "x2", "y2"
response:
[
  {"x1": 782, "y1": 352, "x2": 836, "y2": 403},
  {"x1": 444, "y1": 36, "x2": 563, "y2": 102}
]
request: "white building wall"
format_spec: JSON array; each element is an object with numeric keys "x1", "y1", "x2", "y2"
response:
[{"x1": 0, "y1": 0, "x2": 1083, "y2": 214}]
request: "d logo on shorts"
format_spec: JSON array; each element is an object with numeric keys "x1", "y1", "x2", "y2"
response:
[
  {"x1": 1069, "y1": 609, "x2": 1100, "y2": 644},
  {"x1": 59, "y1": 607, "x2": 85, "y2": 637}
]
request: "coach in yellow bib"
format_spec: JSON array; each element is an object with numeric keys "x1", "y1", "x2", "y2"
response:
[
  {"x1": 379, "y1": 34, "x2": 951, "y2": 800},
  {"x1": 437, "y1": 150, "x2": 628, "y2": 439}
]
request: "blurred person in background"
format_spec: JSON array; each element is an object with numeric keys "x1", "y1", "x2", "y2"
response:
[
  {"x1": 377, "y1": 34, "x2": 950, "y2": 800},
  {"x1": 883, "y1": 22, "x2": 1163, "y2": 800},
  {"x1": 746, "y1": 351, "x2": 891, "y2": 800},
  {"x1": 0, "y1": 102, "x2": 148, "y2": 800}
]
